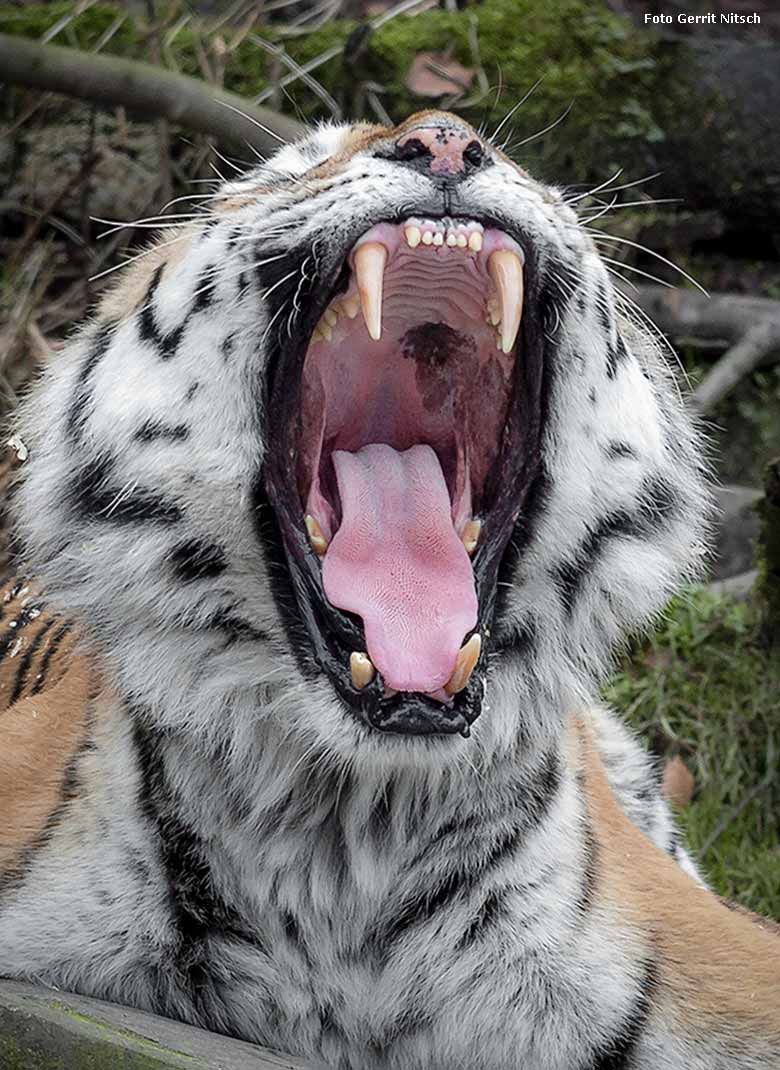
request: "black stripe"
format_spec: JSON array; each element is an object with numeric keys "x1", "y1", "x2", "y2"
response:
[
  {"x1": 575, "y1": 818, "x2": 599, "y2": 916},
  {"x1": 31, "y1": 622, "x2": 71, "y2": 695},
  {"x1": 457, "y1": 887, "x2": 509, "y2": 949},
  {"x1": 0, "y1": 705, "x2": 93, "y2": 896},
  {"x1": 134, "y1": 421, "x2": 190, "y2": 444},
  {"x1": 584, "y1": 958, "x2": 657, "y2": 1069},
  {"x1": 382, "y1": 751, "x2": 560, "y2": 946},
  {"x1": 553, "y1": 510, "x2": 639, "y2": 616},
  {"x1": 604, "y1": 441, "x2": 637, "y2": 460},
  {"x1": 169, "y1": 540, "x2": 227, "y2": 583},
  {"x1": 606, "y1": 334, "x2": 629, "y2": 379},
  {"x1": 65, "y1": 325, "x2": 114, "y2": 443},
  {"x1": 202, "y1": 608, "x2": 270, "y2": 644},
  {"x1": 70, "y1": 455, "x2": 182, "y2": 525},
  {"x1": 137, "y1": 264, "x2": 186, "y2": 362},
  {"x1": 8, "y1": 617, "x2": 56, "y2": 705},
  {"x1": 131, "y1": 716, "x2": 266, "y2": 1017},
  {"x1": 0, "y1": 601, "x2": 43, "y2": 662}
]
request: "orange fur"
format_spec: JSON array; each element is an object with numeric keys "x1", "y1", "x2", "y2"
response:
[{"x1": 577, "y1": 715, "x2": 780, "y2": 1036}]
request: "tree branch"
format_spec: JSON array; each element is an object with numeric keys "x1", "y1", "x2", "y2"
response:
[{"x1": 0, "y1": 32, "x2": 303, "y2": 155}]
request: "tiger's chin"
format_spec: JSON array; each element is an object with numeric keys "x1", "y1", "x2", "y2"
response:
[{"x1": 264, "y1": 215, "x2": 545, "y2": 738}]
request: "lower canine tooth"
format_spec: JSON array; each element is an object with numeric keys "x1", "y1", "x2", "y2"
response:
[
  {"x1": 354, "y1": 241, "x2": 387, "y2": 341},
  {"x1": 462, "y1": 519, "x2": 481, "y2": 556},
  {"x1": 350, "y1": 652, "x2": 375, "y2": 690},
  {"x1": 444, "y1": 634, "x2": 481, "y2": 696},
  {"x1": 305, "y1": 514, "x2": 328, "y2": 555},
  {"x1": 488, "y1": 249, "x2": 524, "y2": 354}
]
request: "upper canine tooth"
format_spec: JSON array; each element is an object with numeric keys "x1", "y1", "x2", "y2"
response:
[
  {"x1": 462, "y1": 519, "x2": 481, "y2": 556},
  {"x1": 405, "y1": 225, "x2": 422, "y2": 248},
  {"x1": 305, "y1": 514, "x2": 328, "y2": 555},
  {"x1": 444, "y1": 634, "x2": 482, "y2": 696},
  {"x1": 350, "y1": 651, "x2": 375, "y2": 690},
  {"x1": 354, "y1": 242, "x2": 387, "y2": 342},
  {"x1": 488, "y1": 249, "x2": 524, "y2": 354}
]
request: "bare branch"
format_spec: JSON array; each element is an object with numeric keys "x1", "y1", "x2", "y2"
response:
[{"x1": 0, "y1": 32, "x2": 303, "y2": 154}]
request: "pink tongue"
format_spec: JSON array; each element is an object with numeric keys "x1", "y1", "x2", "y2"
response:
[{"x1": 322, "y1": 444, "x2": 478, "y2": 693}]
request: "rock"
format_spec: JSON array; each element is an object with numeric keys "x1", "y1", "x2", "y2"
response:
[{"x1": 712, "y1": 484, "x2": 763, "y2": 580}]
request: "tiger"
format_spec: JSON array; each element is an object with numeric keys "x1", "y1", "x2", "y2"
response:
[{"x1": 0, "y1": 110, "x2": 778, "y2": 1070}]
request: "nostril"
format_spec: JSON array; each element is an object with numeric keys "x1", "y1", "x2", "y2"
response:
[
  {"x1": 463, "y1": 140, "x2": 485, "y2": 167},
  {"x1": 396, "y1": 137, "x2": 430, "y2": 162}
]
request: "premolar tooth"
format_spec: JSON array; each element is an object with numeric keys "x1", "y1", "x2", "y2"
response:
[
  {"x1": 323, "y1": 306, "x2": 338, "y2": 327},
  {"x1": 354, "y1": 241, "x2": 387, "y2": 341},
  {"x1": 488, "y1": 249, "x2": 524, "y2": 354},
  {"x1": 444, "y1": 634, "x2": 482, "y2": 696},
  {"x1": 350, "y1": 652, "x2": 375, "y2": 690},
  {"x1": 406, "y1": 225, "x2": 421, "y2": 248},
  {"x1": 342, "y1": 294, "x2": 360, "y2": 319},
  {"x1": 305, "y1": 514, "x2": 328, "y2": 555},
  {"x1": 462, "y1": 519, "x2": 481, "y2": 556},
  {"x1": 468, "y1": 231, "x2": 483, "y2": 252},
  {"x1": 487, "y1": 296, "x2": 501, "y2": 326}
]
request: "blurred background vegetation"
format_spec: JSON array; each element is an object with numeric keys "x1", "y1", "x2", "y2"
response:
[{"x1": 0, "y1": 0, "x2": 778, "y2": 917}]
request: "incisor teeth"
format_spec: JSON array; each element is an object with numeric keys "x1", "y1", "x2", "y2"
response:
[
  {"x1": 444, "y1": 634, "x2": 481, "y2": 696},
  {"x1": 305, "y1": 514, "x2": 328, "y2": 555},
  {"x1": 432, "y1": 232, "x2": 444, "y2": 246},
  {"x1": 488, "y1": 249, "x2": 524, "y2": 354},
  {"x1": 456, "y1": 233, "x2": 468, "y2": 248},
  {"x1": 446, "y1": 232, "x2": 457, "y2": 247},
  {"x1": 350, "y1": 651, "x2": 375, "y2": 690},
  {"x1": 422, "y1": 231, "x2": 434, "y2": 245},
  {"x1": 468, "y1": 231, "x2": 483, "y2": 252},
  {"x1": 405, "y1": 225, "x2": 421, "y2": 248},
  {"x1": 461, "y1": 519, "x2": 481, "y2": 556},
  {"x1": 354, "y1": 241, "x2": 387, "y2": 342}
]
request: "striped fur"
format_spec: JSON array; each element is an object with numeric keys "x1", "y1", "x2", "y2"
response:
[{"x1": 0, "y1": 113, "x2": 778, "y2": 1068}]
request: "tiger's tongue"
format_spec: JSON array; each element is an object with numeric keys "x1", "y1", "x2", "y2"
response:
[{"x1": 321, "y1": 443, "x2": 478, "y2": 694}]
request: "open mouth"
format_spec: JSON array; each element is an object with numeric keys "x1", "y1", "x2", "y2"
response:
[{"x1": 263, "y1": 215, "x2": 545, "y2": 737}]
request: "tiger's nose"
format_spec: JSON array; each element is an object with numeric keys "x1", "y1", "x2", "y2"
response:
[{"x1": 394, "y1": 123, "x2": 485, "y2": 178}]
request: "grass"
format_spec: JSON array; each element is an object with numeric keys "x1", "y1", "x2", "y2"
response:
[{"x1": 603, "y1": 586, "x2": 780, "y2": 920}]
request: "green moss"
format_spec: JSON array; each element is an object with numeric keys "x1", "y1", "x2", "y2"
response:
[
  {"x1": 0, "y1": 0, "x2": 709, "y2": 187},
  {"x1": 52, "y1": 1002, "x2": 193, "y2": 1059},
  {"x1": 603, "y1": 587, "x2": 780, "y2": 920}
]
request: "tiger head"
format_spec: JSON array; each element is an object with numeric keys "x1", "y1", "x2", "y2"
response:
[{"x1": 13, "y1": 111, "x2": 710, "y2": 769}]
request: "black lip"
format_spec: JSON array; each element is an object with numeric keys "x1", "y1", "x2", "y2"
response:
[{"x1": 257, "y1": 206, "x2": 547, "y2": 737}]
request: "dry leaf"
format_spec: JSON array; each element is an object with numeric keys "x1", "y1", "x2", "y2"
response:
[
  {"x1": 405, "y1": 52, "x2": 475, "y2": 99},
  {"x1": 662, "y1": 755, "x2": 695, "y2": 808}
]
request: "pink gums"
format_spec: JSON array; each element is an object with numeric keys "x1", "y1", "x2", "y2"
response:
[{"x1": 300, "y1": 221, "x2": 520, "y2": 695}]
